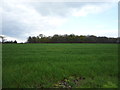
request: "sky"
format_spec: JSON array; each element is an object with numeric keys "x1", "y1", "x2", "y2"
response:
[{"x1": 0, "y1": 0, "x2": 119, "y2": 42}]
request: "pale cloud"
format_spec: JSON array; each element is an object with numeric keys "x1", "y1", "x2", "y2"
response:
[
  {"x1": 0, "y1": 35, "x2": 24, "y2": 43},
  {"x1": 95, "y1": 25, "x2": 106, "y2": 28},
  {"x1": 22, "y1": 0, "x2": 119, "y2": 3},
  {"x1": 0, "y1": 0, "x2": 2, "y2": 35},
  {"x1": 2, "y1": 0, "x2": 117, "y2": 42},
  {"x1": 72, "y1": 3, "x2": 114, "y2": 17},
  {"x1": 38, "y1": 28, "x2": 118, "y2": 38},
  {"x1": 2, "y1": 0, "x2": 68, "y2": 42},
  {"x1": 3, "y1": 35, "x2": 24, "y2": 43}
]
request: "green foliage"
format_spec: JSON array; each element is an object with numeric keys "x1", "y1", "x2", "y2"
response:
[
  {"x1": 2, "y1": 44, "x2": 118, "y2": 88},
  {"x1": 102, "y1": 81, "x2": 117, "y2": 88},
  {"x1": 27, "y1": 34, "x2": 118, "y2": 43}
]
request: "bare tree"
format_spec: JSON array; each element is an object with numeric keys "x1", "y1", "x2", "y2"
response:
[{"x1": 0, "y1": 35, "x2": 5, "y2": 43}]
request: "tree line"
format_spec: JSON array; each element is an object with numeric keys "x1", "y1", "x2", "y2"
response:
[
  {"x1": 3, "y1": 40, "x2": 17, "y2": 43},
  {"x1": 0, "y1": 35, "x2": 17, "y2": 43},
  {"x1": 27, "y1": 34, "x2": 119, "y2": 43}
]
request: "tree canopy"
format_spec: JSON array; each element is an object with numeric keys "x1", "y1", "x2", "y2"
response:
[{"x1": 27, "y1": 34, "x2": 119, "y2": 43}]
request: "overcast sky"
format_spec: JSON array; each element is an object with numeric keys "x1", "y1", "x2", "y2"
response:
[{"x1": 1, "y1": 0, "x2": 119, "y2": 42}]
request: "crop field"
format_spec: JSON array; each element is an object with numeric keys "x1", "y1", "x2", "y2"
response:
[{"x1": 2, "y1": 43, "x2": 118, "y2": 88}]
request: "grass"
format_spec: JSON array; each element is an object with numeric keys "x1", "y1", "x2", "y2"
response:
[{"x1": 2, "y1": 43, "x2": 118, "y2": 88}]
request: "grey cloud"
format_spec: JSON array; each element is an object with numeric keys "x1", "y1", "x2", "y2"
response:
[
  {"x1": 2, "y1": 19, "x2": 27, "y2": 39},
  {"x1": 29, "y1": 2, "x2": 108, "y2": 17},
  {"x1": 2, "y1": 1, "x2": 115, "y2": 42},
  {"x1": 29, "y1": 2, "x2": 84, "y2": 17}
]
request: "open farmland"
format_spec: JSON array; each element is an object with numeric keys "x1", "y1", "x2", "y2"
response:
[{"x1": 2, "y1": 43, "x2": 118, "y2": 88}]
